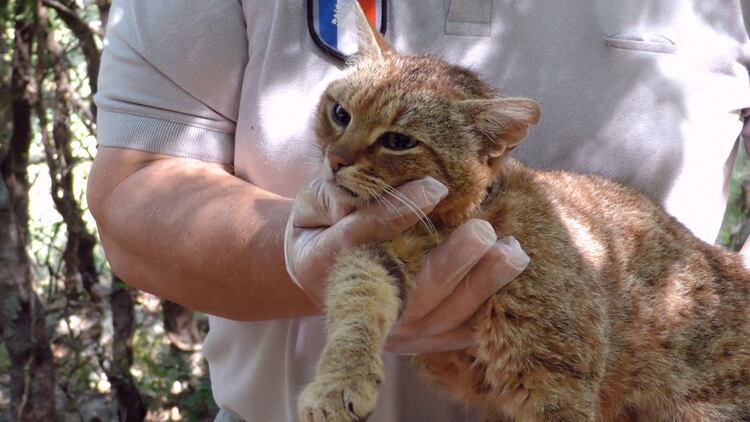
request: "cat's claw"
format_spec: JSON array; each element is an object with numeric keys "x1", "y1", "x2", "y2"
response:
[{"x1": 298, "y1": 376, "x2": 379, "y2": 422}]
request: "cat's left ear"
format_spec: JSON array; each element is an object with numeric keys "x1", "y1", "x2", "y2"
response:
[
  {"x1": 352, "y1": 1, "x2": 393, "y2": 62},
  {"x1": 457, "y1": 97, "x2": 541, "y2": 157}
]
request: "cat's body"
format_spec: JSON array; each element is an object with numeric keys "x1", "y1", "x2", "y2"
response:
[
  {"x1": 418, "y1": 160, "x2": 750, "y2": 421},
  {"x1": 297, "y1": 9, "x2": 750, "y2": 421}
]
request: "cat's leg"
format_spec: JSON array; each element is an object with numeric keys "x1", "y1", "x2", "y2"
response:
[
  {"x1": 298, "y1": 244, "x2": 406, "y2": 422},
  {"x1": 475, "y1": 291, "x2": 608, "y2": 422},
  {"x1": 479, "y1": 410, "x2": 515, "y2": 422},
  {"x1": 486, "y1": 361, "x2": 602, "y2": 422},
  {"x1": 479, "y1": 415, "x2": 513, "y2": 422},
  {"x1": 666, "y1": 399, "x2": 750, "y2": 422}
]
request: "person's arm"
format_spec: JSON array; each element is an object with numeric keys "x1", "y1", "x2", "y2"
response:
[
  {"x1": 90, "y1": 1, "x2": 528, "y2": 351},
  {"x1": 88, "y1": 145, "x2": 527, "y2": 339},
  {"x1": 89, "y1": 1, "x2": 297, "y2": 319},
  {"x1": 88, "y1": 146, "x2": 318, "y2": 320}
]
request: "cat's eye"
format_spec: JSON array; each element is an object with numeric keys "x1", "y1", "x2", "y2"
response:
[
  {"x1": 379, "y1": 132, "x2": 419, "y2": 151},
  {"x1": 331, "y1": 103, "x2": 351, "y2": 127}
]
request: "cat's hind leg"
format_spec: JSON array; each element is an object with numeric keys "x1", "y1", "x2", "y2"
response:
[
  {"x1": 476, "y1": 294, "x2": 608, "y2": 422},
  {"x1": 298, "y1": 244, "x2": 406, "y2": 422}
]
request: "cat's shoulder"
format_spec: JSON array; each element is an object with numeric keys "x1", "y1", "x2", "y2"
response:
[{"x1": 504, "y1": 158, "x2": 656, "y2": 209}]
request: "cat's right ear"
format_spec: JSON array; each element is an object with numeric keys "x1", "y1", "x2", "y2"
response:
[
  {"x1": 352, "y1": 1, "x2": 393, "y2": 62},
  {"x1": 457, "y1": 97, "x2": 541, "y2": 157}
]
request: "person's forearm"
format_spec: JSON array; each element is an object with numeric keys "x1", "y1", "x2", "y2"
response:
[{"x1": 88, "y1": 147, "x2": 320, "y2": 321}]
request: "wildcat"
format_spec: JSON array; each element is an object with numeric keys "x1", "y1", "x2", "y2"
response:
[{"x1": 297, "y1": 9, "x2": 750, "y2": 422}]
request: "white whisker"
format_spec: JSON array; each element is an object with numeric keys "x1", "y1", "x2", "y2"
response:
[
  {"x1": 382, "y1": 185, "x2": 439, "y2": 240},
  {"x1": 356, "y1": 178, "x2": 404, "y2": 219},
  {"x1": 373, "y1": 189, "x2": 401, "y2": 218},
  {"x1": 300, "y1": 154, "x2": 323, "y2": 162},
  {"x1": 301, "y1": 140, "x2": 323, "y2": 150},
  {"x1": 357, "y1": 176, "x2": 439, "y2": 241},
  {"x1": 354, "y1": 178, "x2": 400, "y2": 216}
]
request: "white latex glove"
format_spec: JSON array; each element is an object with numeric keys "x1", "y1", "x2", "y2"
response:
[
  {"x1": 386, "y1": 233, "x2": 529, "y2": 354},
  {"x1": 284, "y1": 176, "x2": 530, "y2": 354}
]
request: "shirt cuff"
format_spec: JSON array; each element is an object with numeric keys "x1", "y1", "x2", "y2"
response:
[{"x1": 96, "y1": 108, "x2": 234, "y2": 164}]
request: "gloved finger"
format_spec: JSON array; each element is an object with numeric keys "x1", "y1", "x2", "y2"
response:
[
  {"x1": 321, "y1": 177, "x2": 448, "y2": 249},
  {"x1": 399, "y1": 219, "x2": 497, "y2": 324},
  {"x1": 284, "y1": 175, "x2": 366, "y2": 296},
  {"x1": 284, "y1": 225, "x2": 332, "y2": 305},
  {"x1": 384, "y1": 322, "x2": 476, "y2": 355},
  {"x1": 392, "y1": 236, "x2": 529, "y2": 339},
  {"x1": 285, "y1": 183, "x2": 341, "y2": 301},
  {"x1": 284, "y1": 176, "x2": 447, "y2": 304},
  {"x1": 291, "y1": 176, "x2": 353, "y2": 228}
]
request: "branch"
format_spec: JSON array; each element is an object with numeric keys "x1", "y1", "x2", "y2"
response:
[
  {"x1": 36, "y1": 1, "x2": 104, "y2": 302},
  {"x1": 1, "y1": 5, "x2": 57, "y2": 419},
  {"x1": 41, "y1": 0, "x2": 101, "y2": 116},
  {"x1": 41, "y1": 0, "x2": 102, "y2": 38}
]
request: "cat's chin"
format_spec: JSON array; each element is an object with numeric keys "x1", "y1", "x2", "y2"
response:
[
  {"x1": 336, "y1": 185, "x2": 360, "y2": 199},
  {"x1": 333, "y1": 184, "x2": 371, "y2": 208}
]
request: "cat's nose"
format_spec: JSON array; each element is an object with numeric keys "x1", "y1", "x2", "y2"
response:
[{"x1": 328, "y1": 151, "x2": 352, "y2": 173}]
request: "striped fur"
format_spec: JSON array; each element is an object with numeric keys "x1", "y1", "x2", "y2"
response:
[{"x1": 297, "y1": 15, "x2": 750, "y2": 422}]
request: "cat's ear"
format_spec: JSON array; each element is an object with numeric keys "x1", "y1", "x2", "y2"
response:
[
  {"x1": 457, "y1": 97, "x2": 541, "y2": 157},
  {"x1": 352, "y1": 1, "x2": 393, "y2": 62}
]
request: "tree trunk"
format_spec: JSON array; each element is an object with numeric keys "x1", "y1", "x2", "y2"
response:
[
  {"x1": 0, "y1": 180, "x2": 58, "y2": 422},
  {"x1": 162, "y1": 300, "x2": 203, "y2": 351},
  {"x1": 43, "y1": 0, "x2": 103, "y2": 118},
  {"x1": 108, "y1": 277, "x2": 147, "y2": 422},
  {"x1": 36, "y1": 2, "x2": 103, "y2": 302},
  {"x1": 0, "y1": 4, "x2": 57, "y2": 419},
  {"x1": 96, "y1": 0, "x2": 111, "y2": 30}
]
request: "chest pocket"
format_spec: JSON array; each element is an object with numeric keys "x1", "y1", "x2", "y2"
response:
[{"x1": 445, "y1": 0, "x2": 492, "y2": 37}]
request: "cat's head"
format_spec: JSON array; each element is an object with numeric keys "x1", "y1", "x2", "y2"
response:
[{"x1": 315, "y1": 4, "x2": 540, "y2": 225}]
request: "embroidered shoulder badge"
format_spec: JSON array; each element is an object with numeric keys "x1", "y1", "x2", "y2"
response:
[{"x1": 307, "y1": 0, "x2": 387, "y2": 61}]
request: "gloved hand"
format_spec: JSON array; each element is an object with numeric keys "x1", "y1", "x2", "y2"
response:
[
  {"x1": 386, "y1": 232, "x2": 529, "y2": 354},
  {"x1": 284, "y1": 175, "x2": 529, "y2": 354}
]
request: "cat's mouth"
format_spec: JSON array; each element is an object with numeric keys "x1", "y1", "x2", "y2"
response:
[
  {"x1": 331, "y1": 176, "x2": 375, "y2": 208},
  {"x1": 328, "y1": 170, "x2": 384, "y2": 206},
  {"x1": 337, "y1": 185, "x2": 360, "y2": 198},
  {"x1": 330, "y1": 171, "x2": 365, "y2": 199}
]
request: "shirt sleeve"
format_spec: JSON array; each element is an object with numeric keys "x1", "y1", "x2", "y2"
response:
[
  {"x1": 740, "y1": 0, "x2": 750, "y2": 151},
  {"x1": 95, "y1": 0, "x2": 248, "y2": 164}
]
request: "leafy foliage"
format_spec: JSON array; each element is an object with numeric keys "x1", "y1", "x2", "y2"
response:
[{"x1": 719, "y1": 145, "x2": 750, "y2": 250}]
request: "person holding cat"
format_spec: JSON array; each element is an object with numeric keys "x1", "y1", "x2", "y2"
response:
[{"x1": 88, "y1": 1, "x2": 750, "y2": 421}]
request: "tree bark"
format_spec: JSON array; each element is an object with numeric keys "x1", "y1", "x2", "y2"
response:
[
  {"x1": 162, "y1": 300, "x2": 203, "y2": 351},
  {"x1": 96, "y1": 0, "x2": 111, "y2": 30},
  {"x1": 36, "y1": 2, "x2": 103, "y2": 301},
  {"x1": 108, "y1": 277, "x2": 147, "y2": 422},
  {"x1": 41, "y1": 2, "x2": 147, "y2": 418},
  {"x1": 42, "y1": 0, "x2": 102, "y2": 117},
  {"x1": 0, "y1": 3, "x2": 58, "y2": 419}
]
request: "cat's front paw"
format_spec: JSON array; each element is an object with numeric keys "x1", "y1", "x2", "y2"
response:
[{"x1": 297, "y1": 375, "x2": 380, "y2": 422}]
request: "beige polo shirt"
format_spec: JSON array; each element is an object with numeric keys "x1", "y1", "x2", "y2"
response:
[{"x1": 96, "y1": 1, "x2": 750, "y2": 420}]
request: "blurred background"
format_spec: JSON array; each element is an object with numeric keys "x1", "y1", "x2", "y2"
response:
[
  {"x1": 1, "y1": 1, "x2": 749, "y2": 421},
  {"x1": 2, "y1": 1, "x2": 216, "y2": 421}
]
